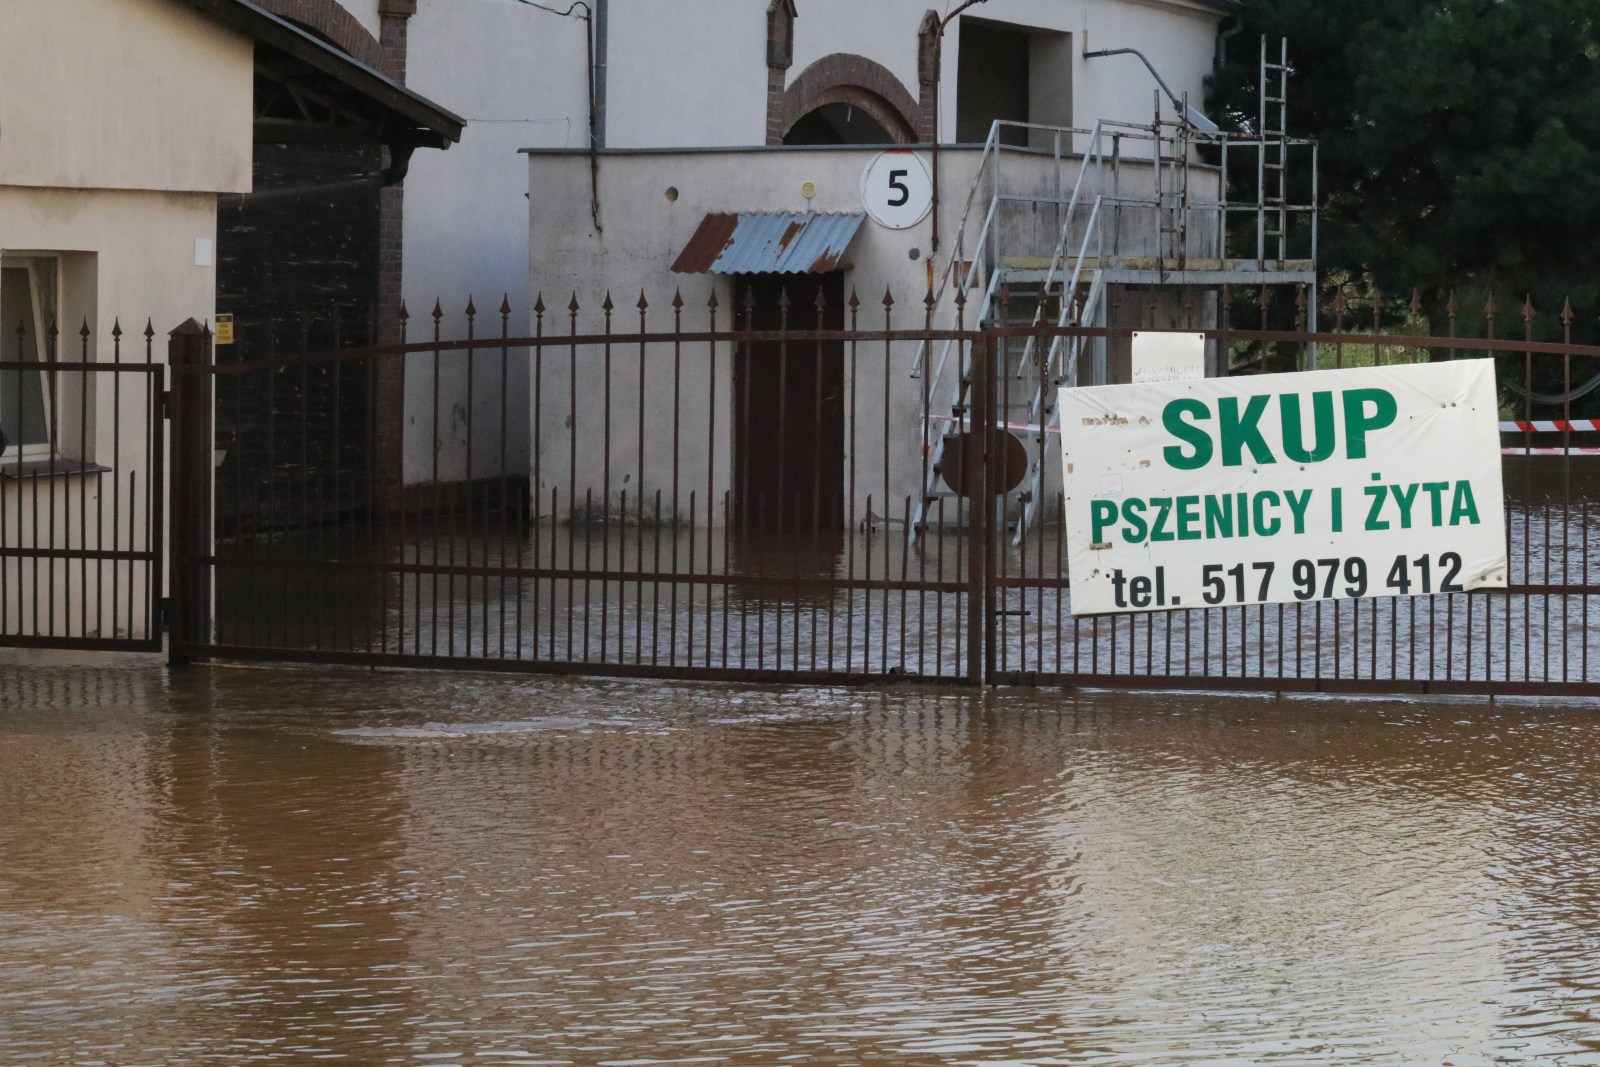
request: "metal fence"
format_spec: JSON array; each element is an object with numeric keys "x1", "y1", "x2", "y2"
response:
[
  {"x1": 0, "y1": 321, "x2": 165, "y2": 652},
  {"x1": 14, "y1": 284, "x2": 1590, "y2": 696}
]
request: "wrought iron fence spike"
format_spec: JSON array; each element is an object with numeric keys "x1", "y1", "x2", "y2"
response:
[
  {"x1": 500, "y1": 294, "x2": 513, "y2": 317},
  {"x1": 1561, "y1": 296, "x2": 1575, "y2": 325}
]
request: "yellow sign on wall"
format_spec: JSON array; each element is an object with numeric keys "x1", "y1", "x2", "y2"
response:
[{"x1": 214, "y1": 314, "x2": 235, "y2": 345}]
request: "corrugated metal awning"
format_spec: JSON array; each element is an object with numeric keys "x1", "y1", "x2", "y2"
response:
[{"x1": 670, "y1": 212, "x2": 866, "y2": 275}]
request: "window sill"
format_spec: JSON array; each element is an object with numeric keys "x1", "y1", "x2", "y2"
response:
[{"x1": 1, "y1": 459, "x2": 112, "y2": 480}]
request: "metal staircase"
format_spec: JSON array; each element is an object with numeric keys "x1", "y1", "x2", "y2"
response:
[{"x1": 910, "y1": 38, "x2": 1319, "y2": 543}]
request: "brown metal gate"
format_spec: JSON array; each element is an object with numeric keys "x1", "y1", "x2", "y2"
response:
[
  {"x1": 168, "y1": 294, "x2": 986, "y2": 684},
  {"x1": 161, "y1": 294, "x2": 1600, "y2": 697}
]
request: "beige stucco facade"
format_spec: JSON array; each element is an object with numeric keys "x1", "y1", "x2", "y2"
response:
[
  {"x1": 1, "y1": 0, "x2": 257, "y2": 640},
  {"x1": 0, "y1": 0, "x2": 253, "y2": 195},
  {"x1": 1, "y1": 0, "x2": 254, "y2": 345}
]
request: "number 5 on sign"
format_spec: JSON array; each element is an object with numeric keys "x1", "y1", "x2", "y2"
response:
[{"x1": 861, "y1": 150, "x2": 932, "y2": 229}]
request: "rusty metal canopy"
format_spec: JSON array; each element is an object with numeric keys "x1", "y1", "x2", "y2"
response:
[{"x1": 671, "y1": 212, "x2": 866, "y2": 275}]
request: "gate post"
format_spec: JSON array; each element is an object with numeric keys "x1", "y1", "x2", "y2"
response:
[
  {"x1": 965, "y1": 332, "x2": 995, "y2": 685},
  {"x1": 167, "y1": 319, "x2": 213, "y2": 666}
]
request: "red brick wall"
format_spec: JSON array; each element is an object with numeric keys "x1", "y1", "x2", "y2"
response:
[
  {"x1": 772, "y1": 53, "x2": 925, "y2": 144},
  {"x1": 373, "y1": 0, "x2": 415, "y2": 488},
  {"x1": 256, "y1": 0, "x2": 383, "y2": 67}
]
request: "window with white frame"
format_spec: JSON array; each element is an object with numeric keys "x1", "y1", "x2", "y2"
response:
[{"x1": 0, "y1": 255, "x2": 58, "y2": 461}]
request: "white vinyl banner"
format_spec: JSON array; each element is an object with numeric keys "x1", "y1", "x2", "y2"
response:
[{"x1": 1059, "y1": 360, "x2": 1508, "y2": 616}]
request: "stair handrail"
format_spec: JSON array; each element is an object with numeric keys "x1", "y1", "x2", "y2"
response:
[
  {"x1": 910, "y1": 122, "x2": 1002, "y2": 381},
  {"x1": 1011, "y1": 121, "x2": 1110, "y2": 378},
  {"x1": 1040, "y1": 193, "x2": 1107, "y2": 383},
  {"x1": 924, "y1": 216, "x2": 1001, "y2": 408}
]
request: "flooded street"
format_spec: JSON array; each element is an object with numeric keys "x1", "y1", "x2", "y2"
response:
[{"x1": 4, "y1": 657, "x2": 1600, "y2": 1064}]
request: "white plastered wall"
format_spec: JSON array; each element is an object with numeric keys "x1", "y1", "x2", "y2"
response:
[
  {"x1": 602, "y1": 0, "x2": 770, "y2": 148},
  {"x1": 527, "y1": 142, "x2": 1220, "y2": 526},
  {"x1": 393, "y1": 0, "x2": 1223, "y2": 486},
  {"x1": 399, "y1": 0, "x2": 593, "y2": 484},
  {"x1": 786, "y1": 0, "x2": 1224, "y2": 151}
]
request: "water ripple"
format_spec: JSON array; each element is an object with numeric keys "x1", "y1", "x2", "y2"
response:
[{"x1": 4, "y1": 659, "x2": 1600, "y2": 1063}]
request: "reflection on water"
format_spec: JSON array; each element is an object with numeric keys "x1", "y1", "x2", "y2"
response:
[{"x1": 4, "y1": 657, "x2": 1600, "y2": 1064}]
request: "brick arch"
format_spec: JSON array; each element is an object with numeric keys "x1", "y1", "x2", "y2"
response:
[
  {"x1": 256, "y1": 0, "x2": 384, "y2": 69},
  {"x1": 776, "y1": 53, "x2": 925, "y2": 144}
]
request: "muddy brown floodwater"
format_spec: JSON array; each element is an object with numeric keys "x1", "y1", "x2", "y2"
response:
[{"x1": 4, "y1": 655, "x2": 1600, "y2": 1065}]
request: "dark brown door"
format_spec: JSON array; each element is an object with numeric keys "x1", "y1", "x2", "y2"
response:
[{"x1": 733, "y1": 272, "x2": 846, "y2": 531}]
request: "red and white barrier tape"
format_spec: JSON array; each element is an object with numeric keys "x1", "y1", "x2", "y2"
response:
[
  {"x1": 927, "y1": 416, "x2": 1600, "y2": 454},
  {"x1": 1500, "y1": 419, "x2": 1600, "y2": 433}
]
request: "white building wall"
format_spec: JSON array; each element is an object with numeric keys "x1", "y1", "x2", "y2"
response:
[
  {"x1": 603, "y1": 0, "x2": 771, "y2": 148},
  {"x1": 404, "y1": 0, "x2": 591, "y2": 307},
  {"x1": 361, "y1": 0, "x2": 1231, "y2": 485},
  {"x1": 526, "y1": 146, "x2": 1219, "y2": 522},
  {"x1": 399, "y1": 0, "x2": 593, "y2": 484}
]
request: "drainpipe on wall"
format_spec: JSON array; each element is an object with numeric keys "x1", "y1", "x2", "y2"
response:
[
  {"x1": 514, "y1": 0, "x2": 604, "y2": 230},
  {"x1": 594, "y1": 0, "x2": 608, "y2": 150},
  {"x1": 512, "y1": 1, "x2": 604, "y2": 227},
  {"x1": 589, "y1": 0, "x2": 605, "y2": 231},
  {"x1": 217, "y1": 145, "x2": 417, "y2": 208}
]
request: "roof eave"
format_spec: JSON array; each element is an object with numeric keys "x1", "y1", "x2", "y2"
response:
[{"x1": 173, "y1": 0, "x2": 465, "y2": 148}]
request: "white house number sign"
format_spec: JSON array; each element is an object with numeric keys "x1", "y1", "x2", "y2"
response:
[{"x1": 860, "y1": 150, "x2": 933, "y2": 229}]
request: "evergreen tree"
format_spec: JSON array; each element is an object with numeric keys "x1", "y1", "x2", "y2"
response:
[{"x1": 1210, "y1": 0, "x2": 1600, "y2": 326}]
